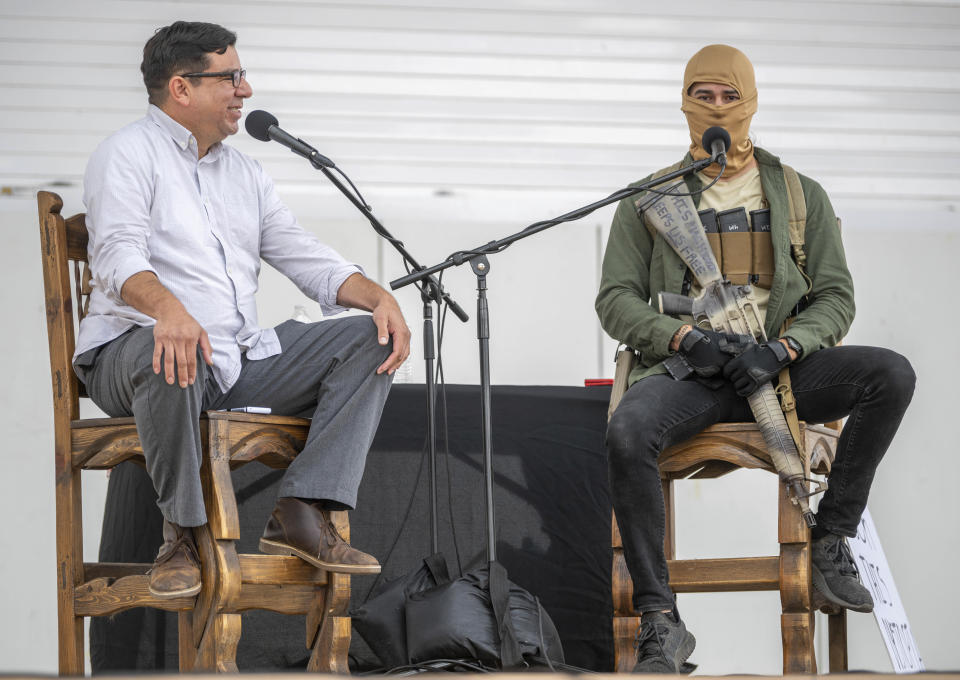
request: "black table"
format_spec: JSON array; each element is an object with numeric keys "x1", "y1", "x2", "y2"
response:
[{"x1": 91, "y1": 384, "x2": 614, "y2": 671}]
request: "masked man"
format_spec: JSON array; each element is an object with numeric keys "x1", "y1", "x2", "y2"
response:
[
  {"x1": 596, "y1": 44, "x2": 915, "y2": 672},
  {"x1": 74, "y1": 21, "x2": 411, "y2": 598}
]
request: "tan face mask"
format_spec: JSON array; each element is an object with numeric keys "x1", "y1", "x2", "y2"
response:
[{"x1": 680, "y1": 44, "x2": 758, "y2": 178}]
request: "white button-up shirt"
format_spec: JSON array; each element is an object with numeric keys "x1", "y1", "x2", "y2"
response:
[{"x1": 75, "y1": 105, "x2": 362, "y2": 391}]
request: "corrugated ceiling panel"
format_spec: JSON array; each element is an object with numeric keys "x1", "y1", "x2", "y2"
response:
[{"x1": 1, "y1": 0, "x2": 958, "y2": 213}]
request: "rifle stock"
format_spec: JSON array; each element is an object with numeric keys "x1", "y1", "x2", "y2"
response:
[
  {"x1": 659, "y1": 292, "x2": 693, "y2": 317},
  {"x1": 643, "y1": 191, "x2": 822, "y2": 526}
]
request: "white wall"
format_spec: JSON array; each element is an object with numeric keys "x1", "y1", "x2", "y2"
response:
[{"x1": 1, "y1": 0, "x2": 958, "y2": 674}]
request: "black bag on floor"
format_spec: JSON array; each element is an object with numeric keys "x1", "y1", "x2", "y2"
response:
[
  {"x1": 404, "y1": 561, "x2": 564, "y2": 669},
  {"x1": 352, "y1": 552, "x2": 451, "y2": 668}
]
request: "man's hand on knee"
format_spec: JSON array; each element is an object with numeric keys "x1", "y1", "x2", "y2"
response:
[
  {"x1": 119, "y1": 271, "x2": 214, "y2": 388},
  {"x1": 151, "y1": 305, "x2": 214, "y2": 388},
  {"x1": 372, "y1": 298, "x2": 411, "y2": 375},
  {"x1": 334, "y1": 272, "x2": 411, "y2": 375}
]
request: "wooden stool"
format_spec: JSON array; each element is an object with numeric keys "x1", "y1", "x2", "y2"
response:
[{"x1": 611, "y1": 421, "x2": 849, "y2": 674}]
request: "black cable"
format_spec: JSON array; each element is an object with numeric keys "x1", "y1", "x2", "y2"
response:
[
  {"x1": 432, "y1": 284, "x2": 464, "y2": 576},
  {"x1": 360, "y1": 273, "x2": 463, "y2": 603},
  {"x1": 357, "y1": 421, "x2": 433, "y2": 603},
  {"x1": 435, "y1": 270, "x2": 447, "y2": 387},
  {"x1": 639, "y1": 160, "x2": 726, "y2": 199},
  {"x1": 631, "y1": 165, "x2": 726, "y2": 221},
  {"x1": 528, "y1": 600, "x2": 598, "y2": 673},
  {"x1": 632, "y1": 179, "x2": 688, "y2": 218},
  {"x1": 529, "y1": 600, "x2": 600, "y2": 676},
  {"x1": 330, "y1": 165, "x2": 371, "y2": 213},
  {"x1": 328, "y1": 164, "x2": 437, "y2": 299},
  {"x1": 534, "y1": 597, "x2": 556, "y2": 673},
  {"x1": 378, "y1": 658, "x2": 496, "y2": 674},
  {"x1": 547, "y1": 660, "x2": 600, "y2": 674}
]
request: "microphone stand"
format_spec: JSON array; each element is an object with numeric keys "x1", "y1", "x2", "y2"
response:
[
  {"x1": 390, "y1": 155, "x2": 718, "y2": 564},
  {"x1": 307, "y1": 155, "x2": 469, "y2": 555}
]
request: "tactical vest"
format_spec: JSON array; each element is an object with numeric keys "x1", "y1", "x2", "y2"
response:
[{"x1": 642, "y1": 161, "x2": 811, "y2": 288}]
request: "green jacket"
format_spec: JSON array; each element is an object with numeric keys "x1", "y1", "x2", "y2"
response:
[{"x1": 595, "y1": 147, "x2": 855, "y2": 386}]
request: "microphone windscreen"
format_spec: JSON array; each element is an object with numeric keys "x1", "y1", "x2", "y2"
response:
[
  {"x1": 245, "y1": 109, "x2": 278, "y2": 141},
  {"x1": 701, "y1": 126, "x2": 731, "y2": 153}
]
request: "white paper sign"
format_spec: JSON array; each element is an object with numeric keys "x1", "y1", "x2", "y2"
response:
[{"x1": 848, "y1": 508, "x2": 924, "y2": 672}]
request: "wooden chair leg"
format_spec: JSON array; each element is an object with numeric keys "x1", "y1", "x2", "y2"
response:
[
  {"x1": 778, "y1": 480, "x2": 816, "y2": 674},
  {"x1": 201, "y1": 613, "x2": 242, "y2": 672},
  {"x1": 56, "y1": 586, "x2": 84, "y2": 676},
  {"x1": 178, "y1": 612, "x2": 197, "y2": 671},
  {"x1": 306, "y1": 573, "x2": 352, "y2": 673},
  {"x1": 188, "y1": 530, "x2": 242, "y2": 672},
  {"x1": 307, "y1": 512, "x2": 352, "y2": 672},
  {"x1": 781, "y1": 611, "x2": 816, "y2": 674},
  {"x1": 56, "y1": 455, "x2": 85, "y2": 675},
  {"x1": 612, "y1": 616, "x2": 641, "y2": 672},
  {"x1": 194, "y1": 421, "x2": 244, "y2": 672},
  {"x1": 186, "y1": 525, "x2": 216, "y2": 671},
  {"x1": 611, "y1": 510, "x2": 638, "y2": 673},
  {"x1": 828, "y1": 609, "x2": 849, "y2": 671}
]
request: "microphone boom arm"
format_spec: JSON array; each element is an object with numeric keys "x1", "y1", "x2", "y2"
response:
[{"x1": 390, "y1": 154, "x2": 717, "y2": 291}]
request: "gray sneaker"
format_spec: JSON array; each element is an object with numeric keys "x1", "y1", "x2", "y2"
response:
[
  {"x1": 811, "y1": 532, "x2": 874, "y2": 613},
  {"x1": 633, "y1": 611, "x2": 697, "y2": 674}
]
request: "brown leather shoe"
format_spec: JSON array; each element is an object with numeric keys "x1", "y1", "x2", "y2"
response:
[
  {"x1": 148, "y1": 520, "x2": 201, "y2": 598},
  {"x1": 259, "y1": 497, "x2": 381, "y2": 574}
]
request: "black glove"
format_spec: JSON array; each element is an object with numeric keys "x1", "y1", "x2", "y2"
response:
[
  {"x1": 675, "y1": 327, "x2": 750, "y2": 378},
  {"x1": 722, "y1": 340, "x2": 792, "y2": 396}
]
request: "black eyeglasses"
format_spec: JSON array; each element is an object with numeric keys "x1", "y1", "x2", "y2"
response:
[{"x1": 179, "y1": 68, "x2": 246, "y2": 88}]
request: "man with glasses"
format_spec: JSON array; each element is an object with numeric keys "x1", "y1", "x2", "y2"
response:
[{"x1": 74, "y1": 21, "x2": 410, "y2": 597}]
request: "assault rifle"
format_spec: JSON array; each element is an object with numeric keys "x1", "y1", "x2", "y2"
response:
[{"x1": 645, "y1": 190, "x2": 824, "y2": 526}]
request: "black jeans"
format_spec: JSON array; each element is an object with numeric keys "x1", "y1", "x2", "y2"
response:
[{"x1": 606, "y1": 345, "x2": 915, "y2": 613}]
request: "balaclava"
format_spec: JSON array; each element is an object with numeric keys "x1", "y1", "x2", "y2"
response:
[{"x1": 680, "y1": 44, "x2": 758, "y2": 177}]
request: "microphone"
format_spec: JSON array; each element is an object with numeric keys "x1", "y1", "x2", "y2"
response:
[
  {"x1": 701, "y1": 126, "x2": 731, "y2": 164},
  {"x1": 245, "y1": 110, "x2": 335, "y2": 168}
]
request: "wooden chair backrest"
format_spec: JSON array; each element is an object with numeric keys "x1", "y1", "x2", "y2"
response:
[{"x1": 38, "y1": 190, "x2": 92, "y2": 418}]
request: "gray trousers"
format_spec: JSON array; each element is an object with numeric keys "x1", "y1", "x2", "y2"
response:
[{"x1": 80, "y1": 317, "x2": 394, "y2": 527}]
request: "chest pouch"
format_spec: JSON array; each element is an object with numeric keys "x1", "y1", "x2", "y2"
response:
[
  {"x1": 700, "y1": 206, "x2": 775, "y2": 287},
  {"x1": 749, "y1": 208, "x2": 775, "y2": 288},
  {"x1": 697, "y1": 208, "x2": 723, "y2": 266},
  {"x1": 717, "y1": 207, "x2": 752, "y2": 285}
]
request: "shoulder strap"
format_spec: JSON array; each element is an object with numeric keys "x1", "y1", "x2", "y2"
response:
[
  {"x1": 781, "y1": 163, "x2": 808, "y2": 269},
  {"x1": 775, "y1": 366, "x2": 807, "y2": 467},
  {"x1": 636, "y1": 161, "x2": 684, "y2": 238},
  {"x1": 775, "y1": 316, "x2": 807, "y2": 469},
  {"x1": 777, "y1": 167, "x2": 809, "y2": 461}
]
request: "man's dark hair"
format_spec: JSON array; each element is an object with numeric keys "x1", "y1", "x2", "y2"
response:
[{"x1": 141, "y1": 21, "x2": 237, "y2": 106}]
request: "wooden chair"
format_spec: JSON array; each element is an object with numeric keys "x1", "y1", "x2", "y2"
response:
[
  {"x1": 608, "y1": 353, "x2": 849, "y2": 674},
  {"x1": 39, "y1": 191, "x2": 351, "y2": 674}
]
